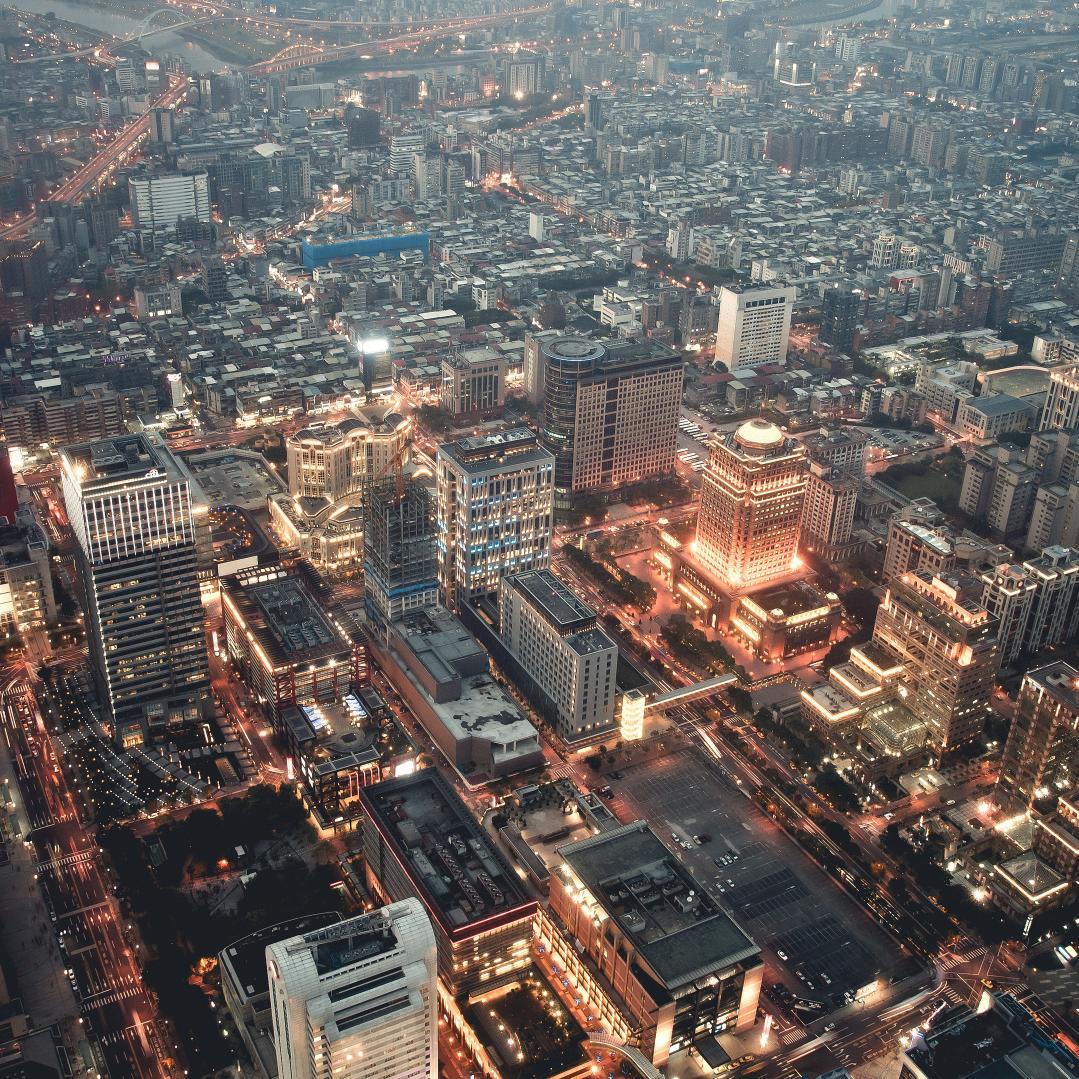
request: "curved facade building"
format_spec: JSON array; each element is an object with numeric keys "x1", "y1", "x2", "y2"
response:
[{"x1": 539, "y1": 336, "x2": 683, "y2": 505}]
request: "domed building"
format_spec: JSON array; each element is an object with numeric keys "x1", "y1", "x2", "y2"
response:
[{"x1": 695, "y1": 419, "x2": 808, "y2": 592}]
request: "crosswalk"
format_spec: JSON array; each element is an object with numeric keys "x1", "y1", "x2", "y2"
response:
[
  {"x1": 83, "y1": 984, "x2": 143, "y2": 1009},
  {"x1": 780, "y1": 1029, "x2": 805, "y2": 1047},
  {"x1": 941, "y1": 945, "x2": 989, "y2": 969}
]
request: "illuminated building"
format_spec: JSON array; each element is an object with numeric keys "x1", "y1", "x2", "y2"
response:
[
  {"x1": 871, "y1": 571, "x2": 998, "y2": 754},
  {"x1": 541, "y1": 821, "x2": 761, "y2": 1067},
  {"x1": 800, "y1": 463, "x2": 858, "y2": 559},
  {"x1": 439, "y1": 348, "x2": 507, "y2": 418},
  {"x1": 538, "y1": 336, "x2": 683, "y2": 506},
  {"x1": 268, "y1": 493, "x2": 364, "y2": 572},
  {"x1": 286, "y1": 410, "x2": 411, "y2": 505},
  {"x1": 497, "y1": 569, "x2": 618, "y2": 743},
  {"x1": 436, "y1": 428, "x2": 554, "y2": 610},
  {"x1": 0, "y1": 512, "x2": 56, "y2": 636},
  {"x1": 60, "y1": 435, "x2": 209, "y2": 746},
  {"x1": 714, "y1": 285, "x2": 795, "y2": 373},
  {"x1": 363, "y1": 479, "x2": 439, "y2": 628},
  {"x1": 267, "y1": 900, "x2": 438, "y2": 1079},
  {"x1": 729, "y1": 581, "x2": 842, "y2": 661},
  {"x1": 221, "y1": 566, "x2": 366, "y2": 721},
  {"x1": 695, "y1": 419, "x2": 808, "y2": 593},
  {"x1": 997, "y1": 662, "x2": 1079, "y2": 810},
  {"x1": 1039, "y1": 363, "x2": 1079, "y2": 431},
  {"x1": 359, "y1": 771, "x2": 537, "y2": 996}
]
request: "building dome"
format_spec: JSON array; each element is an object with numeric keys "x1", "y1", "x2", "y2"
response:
[{"x1": 734, "y1": 418, "x2": 785, "y2": 451}]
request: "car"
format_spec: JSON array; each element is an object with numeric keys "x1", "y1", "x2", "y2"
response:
[
  {"x1": 823, "y1": 1022, "x2": 835, "y2": 1032},
  {"x1": 777, "y1": 949, "x2": 789, "y2": 961},
  {"x1": 884, "y1": 812, "x2": 894, "y2": 820}
]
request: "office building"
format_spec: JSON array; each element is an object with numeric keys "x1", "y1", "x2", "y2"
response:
[
  {"x1": 150, "y1": 107, "x2": 175, "y2": 145},
  {"x1": 522, "y1": 329, "x2": 559, "y2": 404},
  {"x1": 498, "y1": 569, "x2": 618, "y2": 743},
  {"x1": 872, "y1": 571, "x2": 998, "y2": 754},
  {"x1": 287, "y1": 411, "x2": 411, "y2": 504},
  {"x1": 800, "y1": 463, "x2": 857, "y2": 557},
  {"x1": 267, "y1": 900, "x2": 437, "y2": 1079},
  {"x1": 802, "y1": 427, "x2": 867, "y2": 474},
  {"x1": 363, "y1": 479, "x2": 439, "y2": 626},
  {"x1": 60, "y1": 435, "x2": 208, "y2": 745},
  {"x1": 538, "y1": 336, "x2": 683, "y2": 504},
  {"x1": 714, "y1": 285, "x2": 795, "y2": 373},
  {"x1": 695, "y1": 419, "x2": 808, "y2": 592},
  {"x1": 997, "y1": 661, "x2": 1079, "y2": 809},
  {"x1": 977, "y1": 546, "x2": 1079, "y2": 666},
  {"x1": 222, "y1": 566, "x2": 366, "y2": 720},
  {"x1": 819, "y1": 285, "x2": 861, "y2": 353},
  {"x1": 439, "y1": 348, "x2": 507, "y2": 418},
  {"x1": 360, "y1": 771, "x2": 537, "y2": 995},
  {"x1": 541, "y1": 820, "x2": 761, "y2": 1067},
  {"x1": 1041, "y1": 364, "x2": 1079, "y2": 431},
  {"x1": 436, "y1": 428, "x2": 554, "y2": 610},
  {"x1": 883, "y1": 515, "x2": 955, "y2": 583},
  {"x1": 128, "y1": 170, "x2": 211, "y2": 231}
]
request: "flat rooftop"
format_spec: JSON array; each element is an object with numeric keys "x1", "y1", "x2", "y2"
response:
[
  {"x1": 559, "y1": 821, "x2": 760, "y2": 991},
  {"x1": 362, "y1": 770, "x2": 535, "y2": 934},
  {"x1": 440, "y1": 427, "x2": 554, "y2": 472},
  {"x1": 505, "y1": 569, "x2": 596, "y2": 631},
  {"x1": 744, "y1": 579, "x2": 836, "y2": 619},
  {"x1": 221, "y1": 912, "x2": 341, "y2": 1004},
  {"x1": 62, "y1": 433, "x2": 181, "y2": 486},
  {"x1": 183, "y1": 448, "x2": 286, "y2": 511},
  {"x1": 224, "y1": 569, "x2": 352, "y2": 669},
  {"x1": 1025, "y1": 661, "x2": 1079, "y2": 714}
]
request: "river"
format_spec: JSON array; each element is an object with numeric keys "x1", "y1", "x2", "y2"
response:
[{"x1": 16, "y1": 0, "x2": 230, "y2": 71}]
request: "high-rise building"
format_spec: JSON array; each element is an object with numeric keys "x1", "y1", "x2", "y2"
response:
[
  {"x1": 819, "y1": 285, "x2": 861, "y2": 353},
  {"x1": 714, "y1": 286, "x2": 795, "y2": 373},
  {"x1": 128, "y1": 171, "x2": 211, "y2": 232},
  {"x1": 997, "y1": 662, "x2": 1079, "y2": 809},
  {"x1": 60, "y1": 435, "x2": 208, "y2": 745},
  {"x1": 977, "y1": 546, "x2": 1079, "y2": 667},
  {"x1": 522, "y1": 329, "x2": 559, "y2": 404},
  {"x1": 363, "y1": 479, "x2": 438, "y2": 626},
  {"x1": 498, "y1": 569, "x2": 618, "y2": 743},
  {"x1": 150, "y1": 107, "x2": 175, "y2": 145},
  {"x1": 1041, "y1": 365, "x2": 1079, "y2": 432},
  {"x1": 871, "y1": 571, "x2": 998, "y2": 754},
  {"x1": 800, "y1": 462, "x2": 857, "y2": 557},
  {"x1": 538, "y1": 336, "x2": 683, "y2": 504},
  {"x1": 267, "y1": 899, "x2": 438, "y2": 1079},
  {"x1": 436, "y1": 428, "x2": 554, "y2": 610},
  {"x1": 287, "y1": 411, "x2": 411, "y2": 504},
  {"x1": 695, "y1": 420, "x2": 808, "y2": 592},
  {"x1": 439, "y1": 349, "x2": 507, "y2": 418}
]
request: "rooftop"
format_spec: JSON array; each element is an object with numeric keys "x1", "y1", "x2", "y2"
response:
[
  {"x1": 61, "y1": 433, "x2": 182, "y2": 487},
  {"x1": 1024, "y1": 661, "x2": 1079, "y2": 714},
  {"x1": 440, "y1": 427, "x2": 554, "y2": 471},
  {"x1": 504, "y1": 569, "x2": 596, "y2": 632},
  {"x1": 361, "y1": 770, "x2": 535, "y2": 935},
  {"x1": 558, "y1": 821, "x2": 759, "y2": 991}
]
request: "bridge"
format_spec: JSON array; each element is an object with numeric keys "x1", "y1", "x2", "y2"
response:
[
  {"x1": 644, "y1": 673, "x2": 739, "y2": 713},
  {"x1": 247, "y1": 5, "x2": 549, "y2": 75}
]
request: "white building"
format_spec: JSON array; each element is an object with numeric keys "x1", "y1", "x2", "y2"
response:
[
  {"x1": 714, "y1": 285, "x2": 795, "y2": 373},
  {"x1": 800, "y1": 463, "x2": 857, "y2": 555},
  {"x1": 436, "y1": 428, "x2": 554, "y2": 609},
  {"x1": 499, "y1": 569, "x2": 618, "y2": 743},
  {"x1": 267, "y1": 899, "x2": 438, "y2": 1079},
  {"x1": 1041, "y1": 364, "x2": 1079, "y2": 431},
  {"x1": 128, "y1": 171, "x2": 211, "y2": 232}
]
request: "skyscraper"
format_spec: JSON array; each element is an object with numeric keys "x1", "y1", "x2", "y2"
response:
[
  {"x1": 695, "y1": 419, "x2": 808, "y2": 591},
  {"x1": 436, "y1": 428, "x2": 554, "y2": 610},
  {"x1": 871, "y1": 571, "x2": 998, "y2": 754},
  {"x1": 538, "y1": 336, "x2": 683, "y2": 505},
  {"x1": 819, "y1": 285, "x2": 861, "y2": 353},
  {"x1": 1041, "y1": 364, "x2": 1079, "y2": 432},
  {"x1": 128, "y1": 170, "x2": 211, "y2": 231},
  {"x1": 800, "y1": 462, "x2": 858, "y2": 558},
  {"x1": 60, "y1": 435, "x2": 208, "y2": 745},
  {"x1": 363, "y1": 479, "x2": 438, "y2": 627},
  {"x1": 714, "y1": 285, "x2": 795, "y2": 373},
  {"x1": 997, "y1": 662, "x2": 1079, "y2": 809},
  {"x1": 267, "y1": 899, "x2": 438, "y2": 1079}
]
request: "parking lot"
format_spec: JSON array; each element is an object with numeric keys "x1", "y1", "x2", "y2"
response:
[{"x1": 611, "y1": 748, "x2": 900, "y2": 1007}]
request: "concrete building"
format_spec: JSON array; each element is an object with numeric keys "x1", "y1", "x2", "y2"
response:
[
  {"x1": 364, "y1": 479, "x2": 439, "y2": 627},
  {"x1": 872, "y1": 571, "x2": 998, "y2": 754},
  {"x1": 800, "y1": 463, "x2": 858, "y2": 557},
  {"x1": 436, "y1": 428, "x2": 554, "y2": 610},
  {"x1": 128, "y1": 170, "x2": 211, "y2": 231},
  {"x1": 222, "y1": 566, "x2": 365, "y2": 720},
  {"x1": 0, "y1": 513, "x2": 56, "y2": 636},
  {"x1": 522, "y1": 329, "x2": 559, "y2": 404},
  {"x1": 439, "y1": 348, "x2": 507, "y2": 418},
  {"x1": 542, "y1": 820, "x2": 761, "y2": 1067},
  {"x1": 955, "y1": 394, "x2": 1035, "y2": 442},
  {"x1": 882, "y1": 515, "x2": 955, "y2": 583},
  {"x1": 267, "y1": 900, "x2": 437, "y2": 1079},
  {"x1": 60, "y1": 435, "x2": 208, "y2": 746},
  {"x1": 359, "y1": 771, "x2": 537, "y2": 995},
  {"x1": 997, "y1": 661, "x2": 1079, "y2": 809},
  {"x1": 286, "y1": 410, "x2": 411, "y2": 505},
  {"x1": 801, "y1": 427, "x2": 867, "y2": 474},
  {"x1": 538, "y1": 336, "x2": 683, "y2": 504},
  {"x1": 498, "y1": 569, "x2": 618, "y2": 743},
  {"x1": 695, "y1": 419, "x2": 807, "y2": 592},
  {"x1": 714, "y1": 285, "x2": 795, "y2": 373},
  {"x1": 1040, "y1": 364, "x2": 1079, "y2": 431}
]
